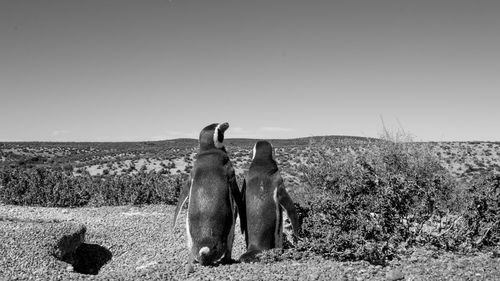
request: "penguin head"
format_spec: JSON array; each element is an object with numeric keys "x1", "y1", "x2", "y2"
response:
[
  {"x1": 252, "y1": 140, "x2": 275, "y2": 162},
  {"x1": 199, "y1": 122, "x2": 229, "y2": 151}
]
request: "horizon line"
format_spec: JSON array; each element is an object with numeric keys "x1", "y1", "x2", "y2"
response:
[{"x1": 1, "y1": 135, "x2": 499, "y2": 144}]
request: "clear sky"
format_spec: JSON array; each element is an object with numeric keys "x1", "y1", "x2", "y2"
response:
[{"x1": 1, "y1": 0, "x2": 499, "y2": 142}]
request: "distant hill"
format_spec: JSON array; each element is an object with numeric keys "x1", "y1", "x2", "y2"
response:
[
  {"x1": 1, "y1": 136, "x2": 499, "y2": 181},
  {"x1": 0, "y1": 135, "x2": 379, "y2": 149}
]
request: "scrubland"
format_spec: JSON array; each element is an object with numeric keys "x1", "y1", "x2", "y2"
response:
[{"x1": 0, "y1": 134, "x2": 499, "y2": 280}]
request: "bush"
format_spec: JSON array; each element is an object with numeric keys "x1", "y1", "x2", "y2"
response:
[
  {"x1": 462, "y1": 174, "x2": 500, "y2": 248},
  {"x1": 0, "y1": 168, "x2": 91, "y2": 207},
  {"x1": 295, "y1": 134, "x2": 457, "y2": 264},
  {"x1": 0, "y1": 167, "x2": 186, "y2": 207},
  {"x1": 417, "y1": 173, "x2": 500, "y2": 252}
]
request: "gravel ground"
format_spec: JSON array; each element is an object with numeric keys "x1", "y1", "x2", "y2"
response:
[
  {"x1": 1, "y1": 204, "x2": 499, "y2": 280},
  {"x1": 0, "y1": 216, "x2": 85, "y2": 281}
]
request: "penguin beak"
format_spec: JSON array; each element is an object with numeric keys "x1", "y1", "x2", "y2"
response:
[{"x1": 218, "y1": 122, "x2": 229, "y2": 133}]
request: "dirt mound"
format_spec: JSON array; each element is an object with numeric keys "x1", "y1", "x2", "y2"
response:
[{"x1": 0, "y1": 215, "x2": 108, "y2": 280}]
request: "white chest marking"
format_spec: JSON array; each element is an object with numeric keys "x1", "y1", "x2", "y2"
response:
[
  {"x1": 273, "y1": 187, "x2": 283, "y2": 248},
  {"x1": 186, "y1": 179, "x2": 194, "y2": 250}
]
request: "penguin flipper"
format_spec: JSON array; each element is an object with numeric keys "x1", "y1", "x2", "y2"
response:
[
  {"x1": 276, "y1": 176, "x2": 301, "y2": 237},
  {"x1": 225, "y1": 161, "x2": 244, "y2": 220},
  {"x1": 173, "y1": 178, "x2": 191, "y2": 228}
]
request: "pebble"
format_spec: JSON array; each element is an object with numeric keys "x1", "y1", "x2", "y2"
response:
[
  {"x1": 409, "y1": 255, "x2": 419, "y2": 262},
  {"x1": 308, "y1": 272, "x2": 320, "y2": 280},
  {"x1": 386, "y1": 269, "x2": 405, "y2": 280},
  {"x1": 491, "y1": 249, "x2": 500, "y2": 258},
  {"x1": 185, "y1": 263, "x2": 194, "y2": 275}
]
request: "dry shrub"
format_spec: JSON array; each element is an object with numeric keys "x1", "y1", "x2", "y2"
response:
[
  {"x1": 295, "y1": 130, "x2": 457, "y2": 264},
  {"x1": 0, "y1": 168, "x2": 185, "y2": 207},
  {"x1": 463, "y1": 174, "x2": 500, "y2": 248},
  {"x1": 427, "y1": 173, "x2": 500, "y2": 251}
]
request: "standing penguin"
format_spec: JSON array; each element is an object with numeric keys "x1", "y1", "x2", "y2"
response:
[
  {"x1": 239, "y1": 140, "x2": 301, "y2": 262},
  {"x1": 173, "y1": 122, "x2": 242, "y2": 271}
]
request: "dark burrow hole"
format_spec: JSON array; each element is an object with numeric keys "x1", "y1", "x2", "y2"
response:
[{"x1": 62, "y1": 243, "x2": 112, "y2": 275}]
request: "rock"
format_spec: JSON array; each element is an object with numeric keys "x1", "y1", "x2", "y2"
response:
[
  {"x1": 491, "y1": 249, "x2": 500, "y2": 258},
  {"x1": 185, "y1": 263, "x2": 194, "y2": 275},
  {"x1": 386, "y1": 269, "x2": 405, "y2": 280},
  {"x1": 136, "y1": 261, "x2": 158, "y2": 271},
  {"x1": 409, "y1": 255, "x2": 419, "y2": 262},
  {"x1": 308, "y1": 272, "x2": 320, "y2": 280}
]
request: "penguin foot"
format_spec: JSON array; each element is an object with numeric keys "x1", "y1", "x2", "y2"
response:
[
  {"x1": 221, "y1": 257, "x2": 238, "y2": 265},
  {"x1": 239, "y1": 250, "x2": 261, "y2": 263}
]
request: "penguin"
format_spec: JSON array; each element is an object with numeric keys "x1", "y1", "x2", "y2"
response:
[
  {"x1": 172, "y1": 122, "x2": 242, "y2": 271},
  {"x1": 239, "y1": 140, "x2": 301, "y2": 262}
]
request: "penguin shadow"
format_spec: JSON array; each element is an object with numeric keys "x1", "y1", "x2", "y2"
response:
[
  {"x1": 194, "y1": 258, "x2": 240, "y2": 267},
  {"x1": 187, "y1": 258, "x2": 240, "y2": 274},
  {"x1": 222, "y1": 258, "x2": 240, "y2": 265},
  {"x1": 63, "y1": 243, "x2": 112, "y2": 275}
]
